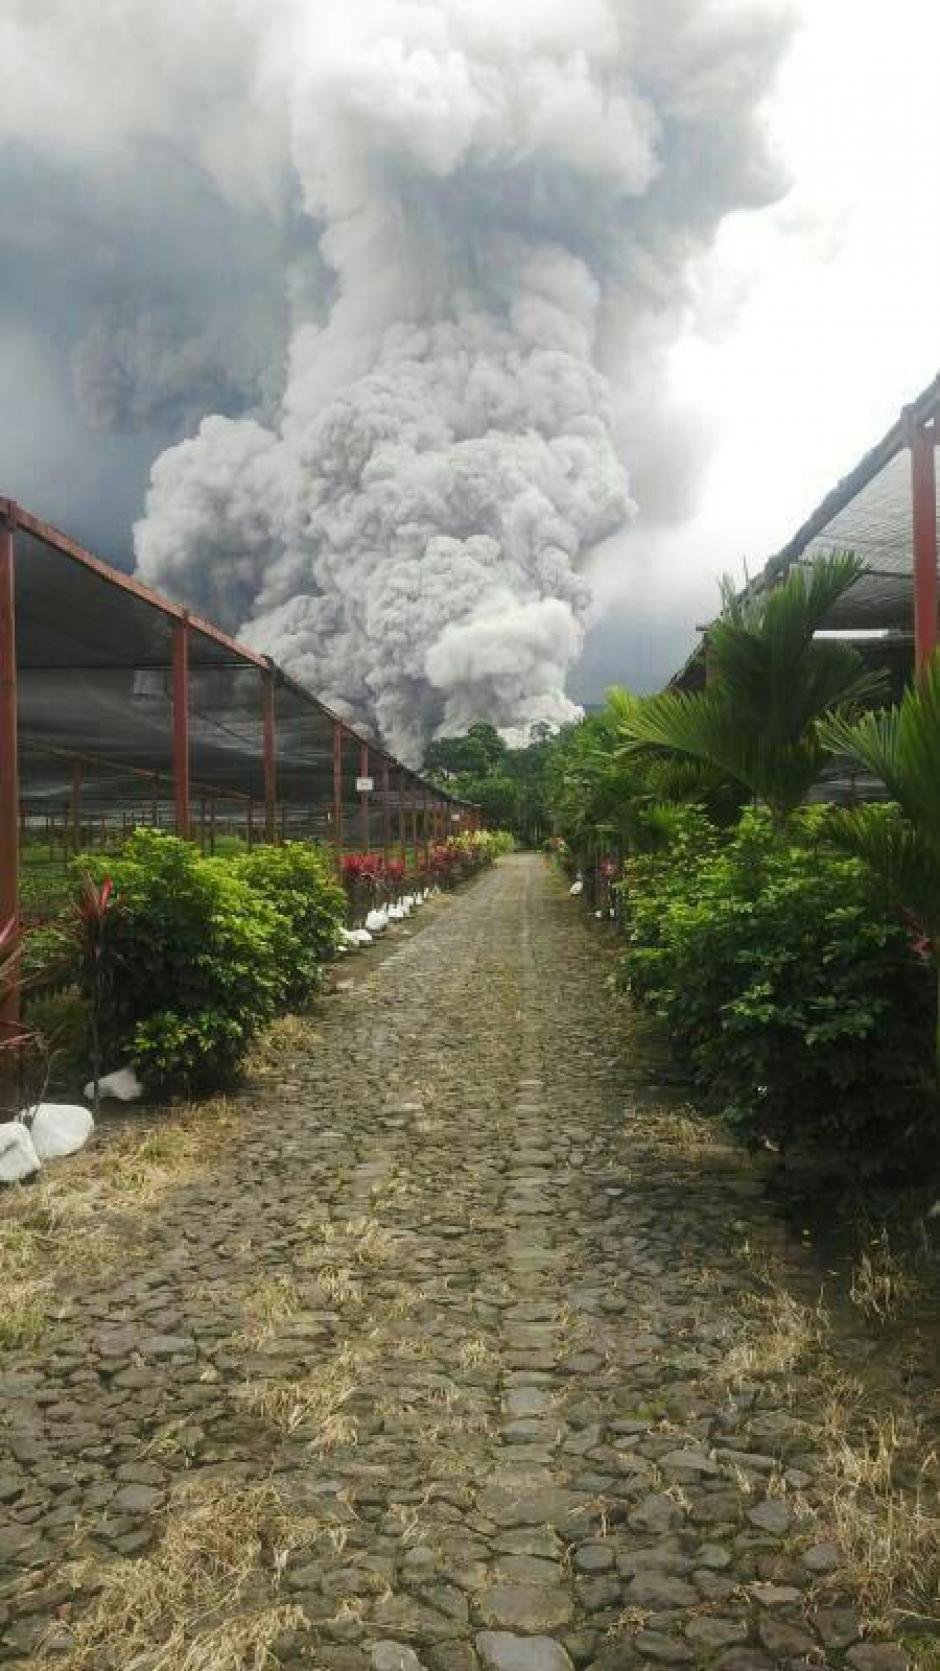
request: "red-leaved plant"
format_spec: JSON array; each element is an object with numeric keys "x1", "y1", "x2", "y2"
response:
[
  {"x1": 0, "y1": 916, "x2": 44, "y2": 1119},
  {"x1": 0, "y1": 917, "x2": 31, "y2": 1053},
  {"x1": 385, "y1": 857, "x2": 406, "y2": 891}
]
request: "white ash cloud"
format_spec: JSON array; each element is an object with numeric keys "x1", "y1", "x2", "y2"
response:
[{"x1": 0, "y1": 0, "x2": 792, "y2": 761}]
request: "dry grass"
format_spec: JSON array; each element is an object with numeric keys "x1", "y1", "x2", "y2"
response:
[
  {"x1": 35, "y1": 1478, "x2": 312, "y2": 1670},
  {"x1": 228, "y1": 1275, "x2": 303, "y2": 1351},
  {"x1": 237, "y1": 1342, "x2": 368, "y2": 1449},
  {"x1": 625, "y1": 1101, "x2": 723, "y2": 1158},
  {"x1": 456, "y1": 1333, "x2": 499, "y2": 1369},
  {"x1": 0, "y1": 1097, "x2": 241, "y2": 1360},
  {"x1": 707, "y1": 1255, "x2": 940, "y2": 1635},
  {"x1": 817, "y1": 1379, "x2": 940, "y2": 1627},
  {"x1": 244, "y1": 1015, "x2": 319, "y2": 1082},
  {"x1": 850, "y1": 1231, "x2": 923, "y2": 1325},
  {"x1": 713, "y1": 1283, "x2": 825, "y2": 1385}
]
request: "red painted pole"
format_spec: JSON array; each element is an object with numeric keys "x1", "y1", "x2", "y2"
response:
[
  {"x1": 423, "y1": 789, "x2": 431, "y2": 869},
  {"x1": 381, "y1": 759, "x2": 391, "y2": 863},
  {"x1": 332, "y1": 720, "x2": 344, "y2": 854},
  {"x1": 359, "y1": 740, "x2": 370, "y2": 853},
  {"x1": 0, "y1": 508, "x2": 19, "y2": 1038},
  {"x1": 911, "y1": 419, "x2": 938, "y2": 675},
  {"x1": 172, "y1": 617, "x2": 191, "y2": 838},
  {"x1": 398, "y1": 772, "x2": 406, "y2": 867},
  {"x1": 263, "y1": 666, "x2": 277, "y2": 843}
]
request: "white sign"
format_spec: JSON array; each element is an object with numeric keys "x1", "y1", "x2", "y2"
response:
[{"x1": 355, "y1": 776, "x2": 374, "y2": 793}]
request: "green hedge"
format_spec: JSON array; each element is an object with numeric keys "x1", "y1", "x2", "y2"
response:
[
  {"x1": 79, "y1": 832, "x2": 345, "y2": 1095},
  {"x1": 617, "y1": 807, "x2": 935, "y2": 1181},
  {"x1": 233, "y1": 843, "x2": 345, "y2": 1007}
]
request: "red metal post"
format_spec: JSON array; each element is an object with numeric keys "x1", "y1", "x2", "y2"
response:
[
  {"x1": 172, "y1": 617, "x2": 191, "y2": 838},
  {"x1": 359, "y1": 740, "x2": 370, "y2": 853},
  {"x1": 332, "y1": 720, "x2": 344, "y2": 853},
  {"x1": 911, "y1": 419, "x2": 938, "y2": 674},
  {"x1": 398, "y1": 773, "x2": 406, "y2": 867},
  {"x1": 381, "y1": 759, "x2": 391, "y2": 863},
  {"x1": 263, "y1": 665, "x2": 277, "y2": 842},
  {"x1": 0, "y1": 508, "x2": 19, "y2": 1037}
]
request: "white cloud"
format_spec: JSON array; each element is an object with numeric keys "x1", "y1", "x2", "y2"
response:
[{"x1": 586, "y1": 0, "x2": 940, "y2": 690}]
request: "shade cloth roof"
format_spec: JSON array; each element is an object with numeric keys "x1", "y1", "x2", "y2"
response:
[
  {"x1": 671, "y1": 372, "x2": 940, "y2": 691},
  {"x1": 6, "y1": 500, "x2": 472, "y2": 826}
]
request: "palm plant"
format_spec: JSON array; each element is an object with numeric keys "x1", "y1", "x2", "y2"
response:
[
  {"x1": 820, "y1": 654, "x2": 940, "y2": 1081},
  {"x1": 618, "y1": 552, "x2": 885, "y2": 825}
]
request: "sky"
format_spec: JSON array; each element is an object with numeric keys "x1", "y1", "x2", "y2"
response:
[
  {"x1": 572, "y1": 0, "x2": 940, "y2": 700},
  {"x1": 1, "y1": 0, "x2": 938, "y2": 731}
]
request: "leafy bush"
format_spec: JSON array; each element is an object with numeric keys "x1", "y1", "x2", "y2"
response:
[
  {"x1": 618, "y1": 808, "x2": 935, "y2": 1180},
  {"x1": 80, "y1": 831, "x2": 285, "y2": 1094},
  {"x1": 233, "y1": 843, "x2": 345, "y2": 1007}
]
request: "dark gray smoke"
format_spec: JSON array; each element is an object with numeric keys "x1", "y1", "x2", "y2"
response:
[{"x1": 1, "y1": 0, "x2": 793, "y2": 760}]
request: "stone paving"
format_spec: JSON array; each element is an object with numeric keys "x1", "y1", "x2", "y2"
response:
[{"x1": 0, "y1": 855, "x2": 911, "y2": 1669}]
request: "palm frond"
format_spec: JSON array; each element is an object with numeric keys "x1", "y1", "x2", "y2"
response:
[
  {"x1": 820, "y1": 653, "x2": 940, "y2": 836},
  {"x1": 827, "y1": 805, "x2": 940, "y2": 929}
]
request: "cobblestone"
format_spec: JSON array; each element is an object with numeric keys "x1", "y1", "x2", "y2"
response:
[{"x1": 0, "y1": 857, "x2": 912, "y2": 1668}]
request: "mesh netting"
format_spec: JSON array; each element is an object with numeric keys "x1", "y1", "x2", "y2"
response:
[{"x1": 10, "y1": 511, "x2": 471, "y2": 910}]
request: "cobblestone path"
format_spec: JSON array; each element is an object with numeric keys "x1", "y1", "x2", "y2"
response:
[{"x1": 0, "y1": 855, "x2": 911, "y2": 1670}]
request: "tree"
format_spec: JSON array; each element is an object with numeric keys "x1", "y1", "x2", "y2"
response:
[
  {"x1": 617, "y1": 553, "x2": 885, "y2": 825},
  {"x1": 423, "y1": 722, "x2": 507, "y2": 780},
  {"x1": 820, "y1": 653, "x2": 940, "y2": 1082}
]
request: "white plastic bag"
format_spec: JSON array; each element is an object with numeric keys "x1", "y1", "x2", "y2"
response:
[
  {"x1": 0, "y1": 1122, "x2": 41, "y2": 1182},
  {"x1": 30, "y1": 1104, "x2": 94, "y2": 1161}
]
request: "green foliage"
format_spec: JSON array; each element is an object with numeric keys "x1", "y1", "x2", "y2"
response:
[
  {"x1": 821, "y1": 654, "x2": 940, "y2": 1079},
  {"x1": 821, "y1": 653, "x2": 940, "y2": 926},
  {"x1": 424, "y1": 721, "x2": 507, "y2": 779},
  {"x1": 79, "y1": 831, "x2": 286, "y2": 1094},
  {"x1": 423, "y1": 723, "x2": 552, "y2": 844},
  {"x1": 619, "y1": 553, "x2": 885, "y2": 821},
  {"x1": 233, "y1": 843, "x2": 346, "y2": 1007},
  {"x1": 618, "y1": 808, "x2": 934, "y2": 1178},
  {"x1": 542, "y1": 695, "x2": 740, "y2": 880},
  {"x1": 24, "y1": 989, "x2": 92, "y2": 1077}
]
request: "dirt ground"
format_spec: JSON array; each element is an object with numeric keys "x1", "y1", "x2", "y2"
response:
[{"x1": 0, "y1": 854, "x2": 935, "y2": 1670}]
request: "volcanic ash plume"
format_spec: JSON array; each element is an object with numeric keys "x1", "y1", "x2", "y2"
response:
[{"x1": 134, "y1": 0, "x2": 790, "y2": 761}]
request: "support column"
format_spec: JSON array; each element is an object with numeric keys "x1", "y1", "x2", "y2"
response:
[
  {"x1": 0, "y1": 508, "x2": 19, "y2": 1037},
  {"x1": 263, "y1": 664, "x2": 277, "y2": 843},
  {"x1": 398, "y1": 773, "x2": 406, "y2": 866},
  {"x1": 332, "y1": 720, "x2": 344, "y2": 853},
  {"x1": 359, "y1": 740, "x2": 370, "y2": 853},
  {"x1": 381, "y1": 759, "x2": 391, "y2": 863},
  {"x1": 423, "y1": 789, "x2": 431, "y2": 868},
  {"x1": 71, "y1": 761, "x2": 82, "y2": 854},
  {"x1": 172, "y1": 616, "x2": 191, "y2": 838},
  {"x1": 910, "y1": 418, "x2": 938, "y2": 675}
]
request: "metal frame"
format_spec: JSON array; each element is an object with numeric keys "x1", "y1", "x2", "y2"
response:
[
  {"x1": 0, "y1": 499, "x2": 480, "y2": 1025},
  {"x1": 670, "y1": 373, "x2": 940, "y2": 690}
]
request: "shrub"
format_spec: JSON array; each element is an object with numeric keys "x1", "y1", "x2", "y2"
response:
[
  {"x1": 234, "y1": 843, "x2": 346, "y2": 1007},
  {"x1": 618, "y1": 808, "x2": 935, "y2": 1181},
  {"x1": 79, "y1": 831, "x2": 285, "y2": 1094}
]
